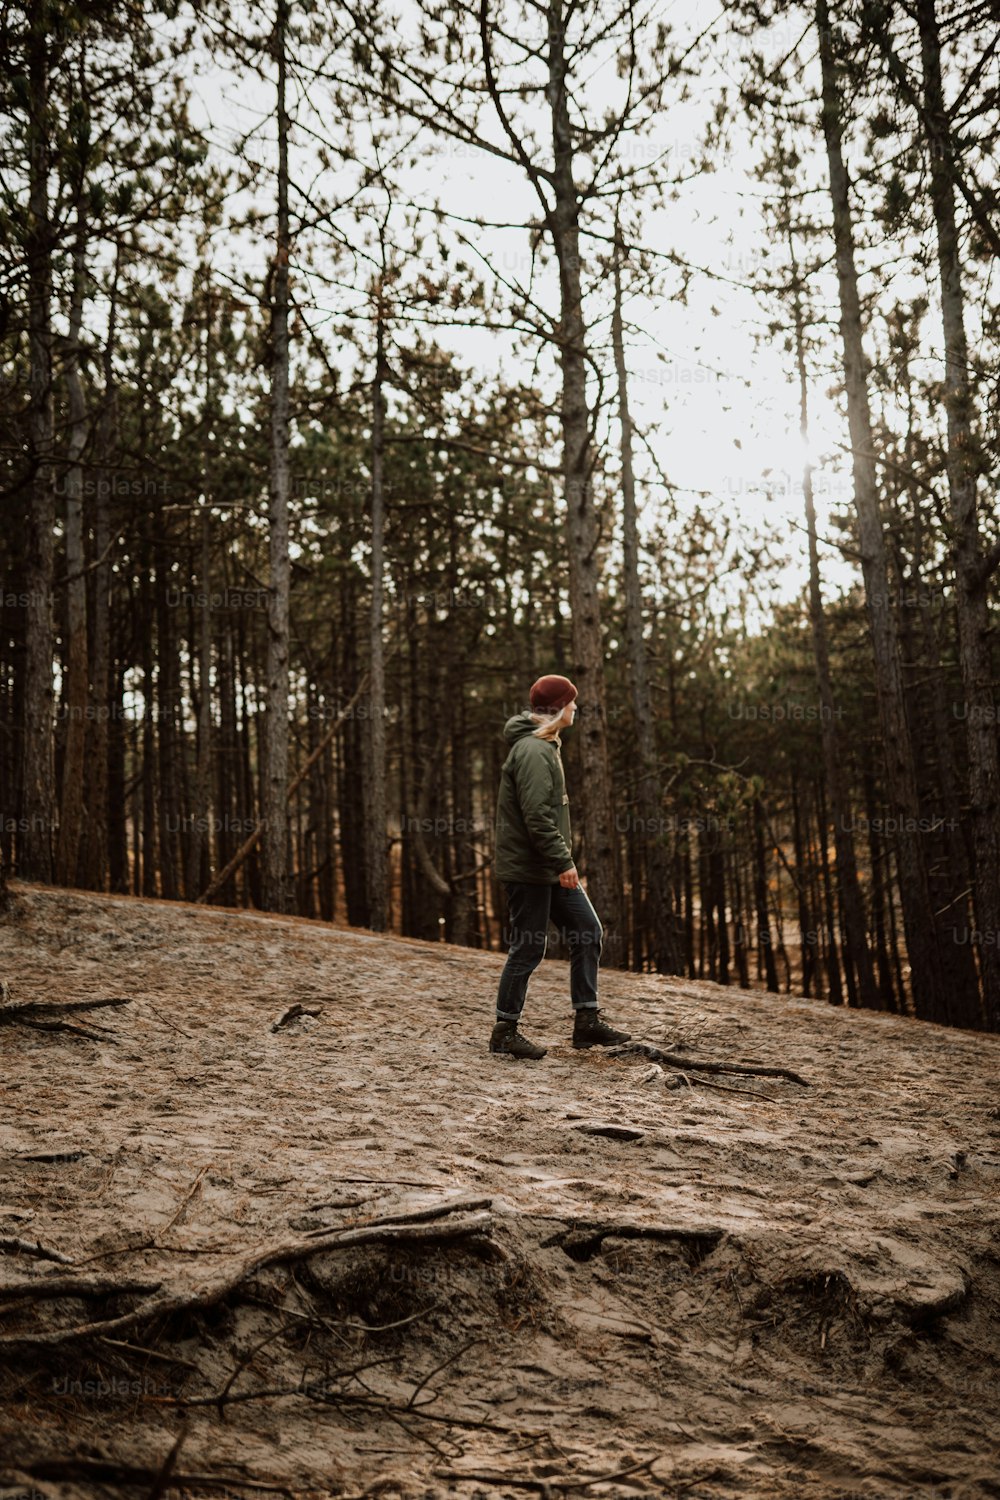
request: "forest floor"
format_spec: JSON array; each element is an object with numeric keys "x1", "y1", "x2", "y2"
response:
[{"x1": 1, "y1": 883, "x2": 999, "y2": 1500}]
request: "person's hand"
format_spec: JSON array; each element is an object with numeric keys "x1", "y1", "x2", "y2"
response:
[{"x1": 559, "y1": 864, "x2": 580, "y2": 888}]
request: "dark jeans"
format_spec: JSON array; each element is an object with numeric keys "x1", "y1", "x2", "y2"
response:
[{"x1": 496, "y1": 880, "x2": 603, "y2": 1022}]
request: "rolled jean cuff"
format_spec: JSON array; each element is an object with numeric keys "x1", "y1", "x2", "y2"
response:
[
  {"x1": 496, "y1": 1007, "x2": 522, "y2": 1022},
  {"x1": 572, "y1": 1000, "x2": 599, "y2": 1011}
]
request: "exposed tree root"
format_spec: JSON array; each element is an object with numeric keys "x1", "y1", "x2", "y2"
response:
[
  {"x1": 611, "y1": 1041, "x2": 810, "y2": 1086},
  {"x1": 0, "y1": 993, "x2": 133, "y2": 1043},
  {"x1": 0, "y1": 1274, "x2": 161, "y2": 1301},
  {"x1": 0, "y1": 1200, "x2": 493, "y2": 1349},
  {"x1": 544, "y1": 1217, "x2": 725, "y2": 1263},
  {"x1": 302, "y1": 1194, "x2": 492, "y2": 1236}
]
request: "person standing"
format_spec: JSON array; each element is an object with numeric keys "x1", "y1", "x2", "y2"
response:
[{"x1": 491, "y1": 674, "x2": 631, "y2": 1060}]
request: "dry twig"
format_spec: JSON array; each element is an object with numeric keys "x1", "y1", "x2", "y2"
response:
[{"x1": 161, "y1": 1164, "x2": 211, "y2": 1235}]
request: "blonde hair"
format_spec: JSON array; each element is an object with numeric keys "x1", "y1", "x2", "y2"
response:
[{"x1": 531, "y1": 709, "x2": 566, "y2": 742}]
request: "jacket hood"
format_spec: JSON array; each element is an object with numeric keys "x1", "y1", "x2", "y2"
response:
[{"x1": 503, "y1": 710, "x2": 542, "y2": 744}]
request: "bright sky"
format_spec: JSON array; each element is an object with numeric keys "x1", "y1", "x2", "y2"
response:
[{"x1": 177, "y1": 3, "x2": 869, "y2": 613}]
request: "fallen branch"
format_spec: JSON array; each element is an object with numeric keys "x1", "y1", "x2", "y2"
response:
[
  {"x1": 611, "y1": 1041, "x2": 809, "y2": 1086},
  {"x1": 0, "y1": 993, "x2": 131, "y2": 1041},
  {"x1": 0, "y1": 1237, "x2": 74, "y2": 1265},
  {"x1": 0, "y1": 1209, "x2": 493, "y2": 1348},
  {"x1": 0, "y1": 995, "x2": 133, "y2": 1018}
]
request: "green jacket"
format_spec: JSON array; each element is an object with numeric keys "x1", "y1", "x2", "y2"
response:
[{"x1": 494, "y1": 711, "x2": 575, "y2": 884}]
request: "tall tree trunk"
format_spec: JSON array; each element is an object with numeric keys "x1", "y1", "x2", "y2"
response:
[
  {"x1": 790, "y1": 773, "x2": 815, "y2": 997},
  {"x1": 56, "y1": 221, "x2": 90, "y2": 886},
  {"x1": 107, "y1": 655, "x2": 128, "y2": 894},
  {"x1": 364, "y1": 295, "x2": 388, "y2": 929},
  {"x1": 783, "y1": 193, "x2": 878, "y2": 1009},
  {"x1": 339, "y1": 581, "x2": 368, "y2": 927},
  {"x1": 720, "y1": 831, "x2": 732, "y2": 986},
  {"x1": 318, "y1": 689, "x2": 335, "y2": 922},
  {"x1": 677, "y1": 831, "x2": 691, "y2": 975},
  {"x1": 546, "y1": 0, "x2": 623, "y2": 963},
  {"x1": 0, "y1": 602, "x2": 21, "y2": 880},
  {"x1": 612, "y1": 214, "x2": 682, "y2": 974},
  {"x1": 139, "y1": 528, "x2": 157, "y2": 897},
  {"x1": 237, "y1": 610, "x2": 261, "y2": 906},
  {"x1": 731, "y1": 831, "x2": 751, "y2": 988},
  {"x1": 698, "y1": 832, "x2": 711, "y2": 980},
  {"x1": 886, "y1": 509, "x2": 980, "y2": 1007},
  {"x1": 815, "y1": 777, "x2": 845, "y2": 1006},
  {"x1": 216, "y1": 605, "x2": 239, "y2": 905},
  {"x1": 817, "y1": 0, "x2": 948, "y2": 1022},
  {"x1": 752, "y1": 798, "x2": 778, "y2": 992},
  {"x1": 445, "y1": 521, "x2": 476, "y2": 947},
  {"x1": 863, "y1": 753, "x2": 898, "y2": 1011},
  {"x1": 263, "y1": 0, "x2": 292, "y2": 913},
  {"x1": 917, "y1": 0, "x2": 999, "y2": 1030},
  {"x1": 155, "y1": 544, "x2": 181, "y2": 899},
  {"x1": 81, "y1": 264, "x2": 118, "y2": 893},
  {"x1": 21, "y1": 8, "x2": 55, "y2": 882},
  {"x1": 302, "y1": 678, "x2": 320, "y2": 918},
  {"x1": 187, "y1": 504, "x2": 214, "y2": 898}
]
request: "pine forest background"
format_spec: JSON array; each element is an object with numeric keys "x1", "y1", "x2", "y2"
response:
[{"x1": 3, "y1": 0, "x2": 1000, "y2": 1033}]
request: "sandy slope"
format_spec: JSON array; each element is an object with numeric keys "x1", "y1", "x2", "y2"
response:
[{"x1": 1, "y1": 882, "x2": 999, "y2": 1500}]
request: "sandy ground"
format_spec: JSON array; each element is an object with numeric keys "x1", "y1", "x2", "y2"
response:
[{"x1": 1, "y1": 881, "x2": 999, "y2": 1500}]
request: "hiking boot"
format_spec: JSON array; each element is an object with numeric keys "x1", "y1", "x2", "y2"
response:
[
  {"x1": 490, "y1": 1019, "x2": 547, "y2": 1060},
  {"x1": 572, "y1": 1008, "x2": 631, "y2": 1049}
]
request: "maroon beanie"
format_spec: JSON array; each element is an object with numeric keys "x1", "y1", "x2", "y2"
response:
[{"x1": 529, "y1": 674, "x2": 578, "y2": 713}]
